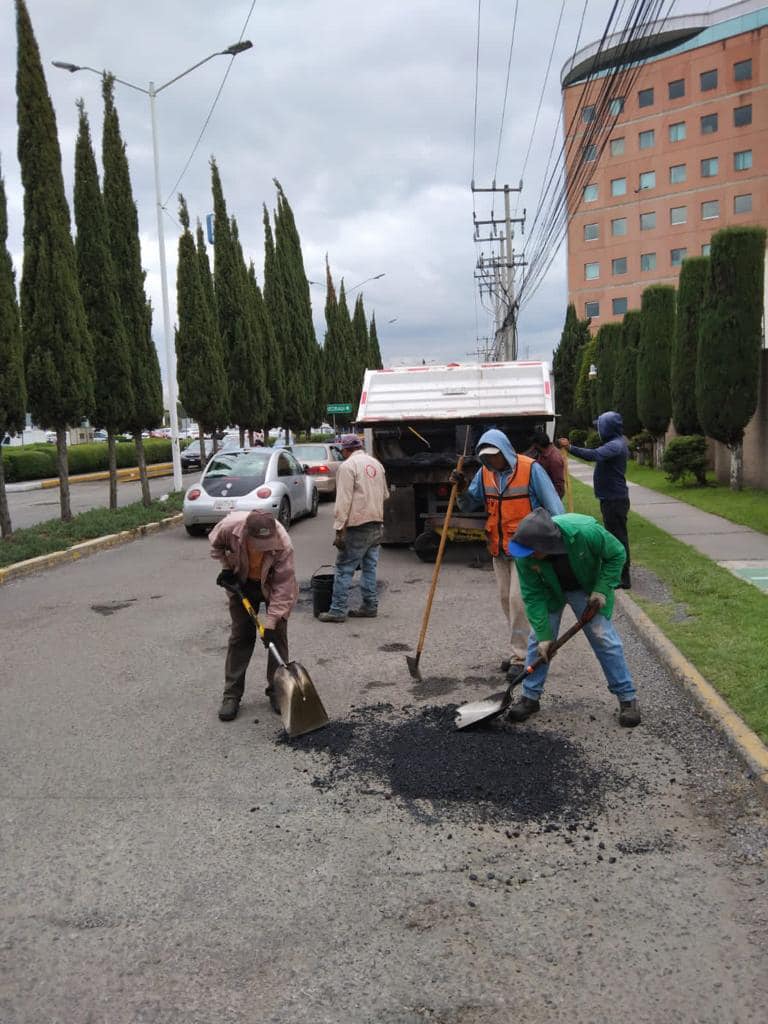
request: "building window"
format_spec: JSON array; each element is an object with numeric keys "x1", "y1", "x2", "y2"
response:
[
  {"x1": 582, "y1": 105, "x2": 596, "y2": 123},
  {"x1": 611, "y1": 177, "x2": 627, "y2": 197},
  {"x1": 585, "y1": 262, "x2": 599, "y2": 281},
  {"x1": 610, "y1": 137, "x2": 625, "y2": 156},
  {"x1": 583, "y1": 183, "x2": 598, "y2": 202},
  {"x1": 611, "y1": 217, "x2": 627, "y2": 236},
  {"x1": 584, "y1": 222, "x2": 599, "y2": 241},
  {"x1": 734, "y1": 104, "x2": 752, "y2": 127},
  {"x1": 639, "y1": 129, "x2": 655, "y2": 149},
  {"x1": 700, "y1": 69, "x2": 718, "y2": 91},
  {"x1": 670, "y1": 206, "x2": 687, "y2": 225},
  {"x1": 700, "y1": 113, "x2": 718, "y2": 134},
  {"x1": 700, "y1": 157, "x2": 719, "y2": 178},
  {"x1": 670, "y1": 247, "x2": 687, "y2": 267},
  {"x1": 734, "y1": 149, "x2": 752, "y2": 171},
  {"x1": 640, "y1": 211, "x2": 656, "y2": 230},
  {"x1": 612, "y1": 257, "x2": 628, "y2": 276},
  {"x1": 612, "y1": 297, "x2": 628, "y2": 315},
  {"x1": 669, "y1": 163, "x2": 687, "y2": 184},
  {"x1": 639, "y1": 171, "x2": 656, "y2": 190},
  {"x1": 701, "y1": 200, "x2": 720, "y2": 220},
  {"x1": 638, "y1": 87, "x2": 654, "y2": 108},
  {"x1": 734, "y1": 194, "x2": 752, "y2": 214},
  {"x1": 669, "y1": 121, "x2": 686, "y2": 142},
  {"x1": 609, "y1": 97, "x2": 625, "y2": 116},
  {"x1": 640, "y1": 252, "x2": 656, "y2": 272},
  {"x1": 583, "y1": 143, "x2": 597, "y2": 162},
  {"x1": 585, "y1": 301, "x2": 600, "y2": 318},
  {"x1": 668, "y1": 78, "x2": 685, "y2": 99},
  {"x1": 701, "y1": 243, "x2": 711, "y2": 256},
  {"x1": 734, "y1": 59, "x2": 752, "y2": 82}
]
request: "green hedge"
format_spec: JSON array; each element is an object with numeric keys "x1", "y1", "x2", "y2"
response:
[{"x1": 2, "y1": 438, "x2": 179, "y2": 483}]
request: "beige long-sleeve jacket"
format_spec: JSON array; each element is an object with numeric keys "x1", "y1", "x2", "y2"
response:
[{"x1": 333, "y1": 450, "x2": 389, "y2": 532}]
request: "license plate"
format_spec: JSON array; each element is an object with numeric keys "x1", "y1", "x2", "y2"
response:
[{"x1": 213, "y1": 499, "x2": 236, "y2": 511}]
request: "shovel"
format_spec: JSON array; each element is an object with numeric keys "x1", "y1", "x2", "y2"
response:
[
  {"x1": 406, "y1": 427, "x2": 471, "y2": 681},
  {"x1": 454, "y1": 605, "x2": 598, "y2": 730},
  {"x1": 232, "y1": 583, "x2": 329, "y2": 738}
]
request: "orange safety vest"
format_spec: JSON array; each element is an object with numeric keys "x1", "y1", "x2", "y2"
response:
[{"x1": 482, "y1": 455, "x2": 534, "y2": 557}]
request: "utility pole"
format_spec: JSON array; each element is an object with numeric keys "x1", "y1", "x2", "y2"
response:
[{"x1": 472, "y1": 181, "x2": 525, "y2": 361}]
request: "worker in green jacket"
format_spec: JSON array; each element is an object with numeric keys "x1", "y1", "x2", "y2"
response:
[{"x1": 505, "y1": 508, "x2": 640, "y2": 728}]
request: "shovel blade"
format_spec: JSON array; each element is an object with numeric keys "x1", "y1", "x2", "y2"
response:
[
  {"x1": 454, "y1": 691, "x2": 508, "y2": 730},
  {"x1": 273, "y1": 662, "x2": 329, "y2": 738},
  {"x1": 405, "y1": 654, "x2": 422, "y2": 681}
]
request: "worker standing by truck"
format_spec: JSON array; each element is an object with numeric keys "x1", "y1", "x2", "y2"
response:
[{"x1": 450, "y1": 428, "x2": 564, "y2": 679}]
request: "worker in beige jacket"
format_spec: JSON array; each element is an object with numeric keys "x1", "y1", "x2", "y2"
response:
[{"x1": 319, "y1": 433, "x2": 389, "y2": 622}]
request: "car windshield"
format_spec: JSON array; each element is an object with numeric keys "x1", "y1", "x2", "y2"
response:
[
  {"x1": 292, "y1": 444, "x2": 327, "y2": 460},
  {"x1": 184, "y1": 441, "x2": 200, "y2": 455},
  {"x1": 205, "y1": 450, "x2": 270, "y2": 481}
]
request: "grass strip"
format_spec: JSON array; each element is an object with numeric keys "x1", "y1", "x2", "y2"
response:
[
  {"x1": 0, "y1": 492, "x2": 183, "y2": 569},
  {"x1": 571, "y1": 478, "x2": 768, "y2": 744},
  {"x1": 623, "y1": 460, "x2": 768, "y2": 535}
]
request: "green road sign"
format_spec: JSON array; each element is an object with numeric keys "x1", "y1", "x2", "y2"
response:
[{"x1": 327, "y1": 403, "x2": 353, "y2": 414}]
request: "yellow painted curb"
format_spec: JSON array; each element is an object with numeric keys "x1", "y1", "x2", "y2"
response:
[
  {"x1": 618, "y1": 591, "x2": 768, "y2": 797},
  {"x1": 37, "y1": 463, "x2": 173, "y2": 488},
  {"x1": 0, "y1": 513, "x2": 183, "y2": 585}
]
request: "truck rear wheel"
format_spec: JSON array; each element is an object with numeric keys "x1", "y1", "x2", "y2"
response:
[{"x1": 414, "y1": 530, "x2": 440, "y2": 562}]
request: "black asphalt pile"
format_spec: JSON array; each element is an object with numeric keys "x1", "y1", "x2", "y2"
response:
[{"x1": 280, "y1": 703, "x2": 611, "y2": 826}]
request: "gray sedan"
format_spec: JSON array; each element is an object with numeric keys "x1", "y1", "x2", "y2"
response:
[{"x1": 183, "y1": 447, "x2": 319, "y2": 536}]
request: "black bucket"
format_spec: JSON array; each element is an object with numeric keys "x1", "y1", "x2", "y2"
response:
[{"x1": 311, "y1": 565, "x2": 336, "y2": 618}]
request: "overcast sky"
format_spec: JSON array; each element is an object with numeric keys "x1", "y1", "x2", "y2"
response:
[{"x1": 1, "y1": 0, "x2": 707, "y2": 384}]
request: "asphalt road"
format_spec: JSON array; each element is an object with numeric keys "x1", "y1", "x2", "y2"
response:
[
  {"x1": 1, "y1": 505, "x2": 766, "y2": 1023},
  {"x1": 7, "y1": 471, "x2": 199, "y2": 531}
]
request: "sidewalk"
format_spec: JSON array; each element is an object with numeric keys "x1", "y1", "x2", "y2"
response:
[{"x1": 568, "y1": 459, "x2": 768, "y2": 593}]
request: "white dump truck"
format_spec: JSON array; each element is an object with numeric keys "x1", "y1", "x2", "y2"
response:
[{"x1": 356, "y1": 361, "x2": 556, "y2": 560}]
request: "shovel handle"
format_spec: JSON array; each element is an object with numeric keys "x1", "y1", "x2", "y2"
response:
[{"x1": 231, "y1": 583, "x2": 288, "y2": 669}]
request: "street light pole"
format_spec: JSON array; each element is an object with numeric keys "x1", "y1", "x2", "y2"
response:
[{"x1": 53, "y1": 42, "x2": 253, "y2": 492}]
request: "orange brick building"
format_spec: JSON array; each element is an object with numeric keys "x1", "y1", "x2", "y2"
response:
[{"x1": 562, "y1": 0, "x2": 767, "y2": 326}]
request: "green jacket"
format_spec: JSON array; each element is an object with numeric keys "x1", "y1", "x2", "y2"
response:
[{"x1": 514, "y1": 513, "x2": 626, "y2": 641}]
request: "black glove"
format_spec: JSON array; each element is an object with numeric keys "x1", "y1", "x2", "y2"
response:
[
  {"x1": 449, "y1": 468, "x2": 467, "y2": 491},
  {"x1": 261, "y1": 627, "x2": 278, "y2": 650},
  {"x1": 216, "y1": 568, "x2": 239, "y2": 590},
  {"x1": 333, "y1": 530, "x2": 346, "y2": 551}
]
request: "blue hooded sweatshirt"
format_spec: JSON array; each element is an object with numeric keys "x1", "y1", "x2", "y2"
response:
[
  {"x1": 458, "y1": 428, "x2": 564, "y2": 552},
  {"x1": 569, "y1": 411, "x2": 628, "y2": 501}
]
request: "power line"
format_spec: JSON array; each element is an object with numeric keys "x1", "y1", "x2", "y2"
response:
[
  {"x1": 492, "y1": 0, "x2": 520, "y2": 184},
  {"x1": 471, "y1": 0, "x2": 482, "y2": 202},
  {"x1": 163, "y1": 0, "x2": 258, "y2": 207}
]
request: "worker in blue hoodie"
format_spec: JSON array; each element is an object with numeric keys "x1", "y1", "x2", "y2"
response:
[
  {"x1": 450, "y1": 428, "x2": 564, "y2": 680},
  {"x1": 560, "y1": 410, "x2": 631, "y2": 589}
]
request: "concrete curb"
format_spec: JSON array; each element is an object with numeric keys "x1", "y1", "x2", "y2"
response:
[
  {"x1": 0, "y1": 513, "x2": 183, "y2": 585},
  {"x1": 618, "y1": 590, "x2": 768, "y2": 797},
  {"x1": 6, "y1": 463, "x2": 173, "y2": 493}
]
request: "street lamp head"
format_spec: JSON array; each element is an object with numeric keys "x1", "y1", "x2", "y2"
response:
[
  {"x1": 52, "y1": 61, "x2": 81, "y2": 72},
  {"x1": 373, "y1": 273, "x2": 385, "y2": 280},
  {"x1": 222, "y1": 40, "x2": 253, "y2": 56}
]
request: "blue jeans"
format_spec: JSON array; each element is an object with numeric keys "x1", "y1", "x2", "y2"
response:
[
  {"x1": 329, "y1": 522, "x2": 383, "y2": 615},
  {"x1": 522, "y1": 590, "x2": 636, "y2": 702}
]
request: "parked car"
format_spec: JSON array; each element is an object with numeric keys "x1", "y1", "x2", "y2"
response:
[
  {"x1": 183, "y1": 447, "x2": 319, "y2": 536},
  {"x1": 180, "y1": 435, "x2": 241, "y2": 473},
  {"x1": 290, "y1": 442, "x2": 343, "y2": 498},
  {"x1": 92, "y1": 430, "x2": 108, "y2": 442}
]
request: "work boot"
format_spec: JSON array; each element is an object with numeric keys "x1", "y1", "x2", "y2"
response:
[
  {"x1": 505, "y1": 662, "x2": 526, "y2": 684},
  {"x1": 265, "y1": 686, "x2": 281, "y2": 715},
  {"x1": 218, "y1": 696, "x2": 240, "y2": 722},
  {"x1": 619, "y1": 699, "x2": 641, "y2": 727},
  {"x1": 506, "y1": 696, "x2": 540, "y2": 723},
  {"x1": 348, "y1": 605, "x2": 377, "y2": 618},
  {"x1": 499, "y1": 659, "x2": 511, "y2": 673},
  {"x1": 318, "y1": 611, "x2": 346, "y2": 623}
]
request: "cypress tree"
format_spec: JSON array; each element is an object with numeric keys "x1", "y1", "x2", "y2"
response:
[
  {"x1": 231, "y1": 217, "x2": 264, "y2": 439},
  {"x1": 101, "y1": 74, "x2": 162, "y2": 505},
  {"x1": 246, "y1": 261, "x2": 279, "y2": 436},
  {"x1": 672, "y1": 257, "x2": 707, "y2": 436},
  {"x1": 195, "y1": 219, "x2": 230, "y2": 443},
  {"x1": 593, "y1": 323, "x2": 622, "y2": 412},
  {"x1": 574, "y1": 337, "x2": 598, "y2": 429},
  {"x1": 612, "y1": 310, "x2": 642, "y2": 436},
  {"x1": 176, "y1": 196, "x2": 228, "y2": 464},
  {"x1": 637, "y1": 285, "x2": 676, "y2": 452},
  {"x1": 336, "y1": 282, "x2": 356, "y2": 425},
  {"x1": 73, "y1": 100, "x2": 133, "y2": 510},
  {"x1": 321, "y1": 256, "x2": 340, "y2": 418},
  {"x1": 552, "y1": 304, "x2": 590, "y2": 430},
  {"x1": 368, "y1": 314, "x2": 383, "y2": 370},
  {"x1": 351, "y1": 293, "x2": 370, "y2": 414},
  {"x1": 697, "y1": 226, "x2": 767, "y2": 489},
  {"x1": 262, "y1": 204, "x2": 287, "y2": 430},
  {"x1": 0, "y1": 168, "x2": 26, "y2": 537},
  {"x1": 16, "y1": 0, "x2": 94, "y2": 522}
]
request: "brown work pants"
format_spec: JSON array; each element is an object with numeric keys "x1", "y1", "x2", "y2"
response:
[{"x1": 223, "y1": 579, "x2": 289, "y2": 701}]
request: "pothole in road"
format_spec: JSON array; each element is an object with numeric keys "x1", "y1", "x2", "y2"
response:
[
  {"x1": 378, "y1": 642, "x2": 411, "y2": 652},
  {"x1": 90, "y1": 598, "x2": 138, "y2": 616},
  {"x1": 279, "y1": 703, "x2": 611, "y2": 826}
]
